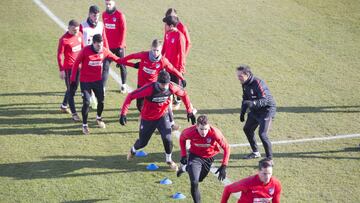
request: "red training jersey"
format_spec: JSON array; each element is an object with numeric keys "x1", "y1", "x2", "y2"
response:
[
  {"x1": 120, "y1": 82, "x2": 192, "y2": 120},
  {"x1": 71, "y1": 45, "x2": 121, "y2": 82},
  {"x1": 179, "y1": 126, "x2": 230, "y2": 165},
  {"x1": 102, "y1": 9, "x2": 126, "y2": 49},
  {"x1": 162, "y1": 29, "x2": 186, "y2": 73},
  {"x1": 176, "y1": 22, "x2": 191, "y2": 56},
  {"x1": 57, "y1": 32, "x2": 83, "y2": 71},
  {"x1": 221, "y1": 174, "x2": 282, "y2": 203},
  {"x1": 120, "y1": 51, "x2": 184, "y2": 87}
]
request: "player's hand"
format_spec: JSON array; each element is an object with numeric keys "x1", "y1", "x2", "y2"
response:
[
  {"x1": 215, "y1": 165, "x2": 227, "y2": 181},
  {"x1": 70, "y1": 81, "x2": 77, "y2": 92},
  {"x1": 119, "y1": 114, "x2": 127, "y2": 125},
  {"x1": 182, "y1": 79, "x2": 187, "y2": 88},
  {"x1": 243, "y1": 100, "x2": 254, "y2": 108},
  {"x1": 240, "y1": 113, "x2": 245, "y2": 122},
  {"x1": 116, "y1": 63, "x2": 122, "y2": 68},
  {"x1": 59, "y1": 71, "x2": 65, "y2": 80},
  {"x1": 187, "y1": 112, "x2": 196, "y2": 125},
  {"x1": 133, "y1": 62, "x2": 140, "y2": 69},
  {"x1": 180, "y1": 156, "x2": 187, "y2": 165}
]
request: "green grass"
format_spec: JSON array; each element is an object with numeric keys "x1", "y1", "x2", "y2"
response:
[{"x1": 0, "y1": 0, "x2": 359, "y2": 202}]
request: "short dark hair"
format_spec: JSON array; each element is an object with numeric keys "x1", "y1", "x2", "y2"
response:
[
  {"x1": 258, "y1": 158, "x2": 273, "y2": 170},
  {"x1": 162, "y1": 15, "x2": 178, "y2": 27},
  {"x1": 92, "y1": 34, "x2": 103, "y2": 43},
  {"x1": 89, "y1": 5, "x2": 100, "y2": 14},
  {"x1": 236, "y1": 64, "x2": 252, "y2": 76},
  {"x1": 197, "y1": 115, "x2": 209, "y2": 126},
  {"x1": 152, "y1": 39, "x2": 163, "y2": 48},
  {"x1": 157, "y1": 70, "x2": 171, "y2": 84},
  {"x1": 68, "y1": 19, "x2": 79, "y2": 27},
  {"x1": 165, "y1": 8, "x2": 177, "y2": 17}
]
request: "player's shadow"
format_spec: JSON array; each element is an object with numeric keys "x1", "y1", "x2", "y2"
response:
[
  {"x1": 0, "y1": 91, "x2": 67, "y2": 97},
  {"x1": 61, "y1": 199, "x2": 109, "y2": 203},
  {"x1": 0, "y1": 151, "x2": 181, "y2": 180},
  {"x1": 196, "y1": 105, "x2": 360, "y2": 115}
]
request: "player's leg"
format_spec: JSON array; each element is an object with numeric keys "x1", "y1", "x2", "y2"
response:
[
  {"x1": 243, "y1": 113, "x2": 261, "y2": 159},
  {"x1": 67, "y1": 70, "x2": 80, "y2": 121},
  {"x1": 60, "y1": 70, "x2": 71, "y2": 114},
  {"x1": 170, "y1": 73, "x2": 181, "y2": 109},
  {"x1": 93, "y1": 80, "x2": 105, "y2": 128},
  {"x1": 117, "y1": 48, "x2": 128, "y2": 93},
  {"x1": 80, "y1": 82, "x2": 91, "y2": 134},
  {"x1": 102, "y1": 58, "x2": 111, "y2": 91},
  {"x1": 257, "y1": 115, "x2": 273, "y2": 160},
  {"x1": 187, "y1": 153, "x2": 203, "y2": 203},
  {"x1": 198, "y1": 157, "x2": 214, "y2": 182},
  {"x1": 157, "y1": 114, "x2": 177, "y2": 170}
]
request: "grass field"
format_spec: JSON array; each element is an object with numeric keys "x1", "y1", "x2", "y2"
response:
[{"x1": 0, "y1": 0, "x2": 359, "y2": 202}]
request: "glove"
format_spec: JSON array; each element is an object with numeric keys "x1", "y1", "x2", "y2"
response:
[
  {"x1": 119, "y1": 114, "x2": 127, "y2": 125},
  {"x1": 187, "y1": 112, "x2": 196, "y2": 125},
  {"x1": 240, "y1": 113, "x2": 245, "y2": 122},
  {"x1": 182, "y1": 79, "x2": 187, "y2": 88},
  {"x1": 243, "y1": 100, "x2": 254, "y2": 108},
  {"x1": 70, "y1": 81, "x2": 77, "y2": 92},
  {"x1": 215, "y1": 165, "x2": 227, "y2": 181},
  {"x1": 116, "y1": 63, "x2": 122, "y2": 68},
  {"x1": 133, "y1": 62, "x2": 140, "y2": 69},
  {"x1": 180, "y1": 156, "x2": 187, "y2": 165}
]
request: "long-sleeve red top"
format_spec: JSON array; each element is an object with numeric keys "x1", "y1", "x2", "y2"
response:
[
  {"x1": 119, "y1": 51, "x2": 184, "y2": 87},
  {"x1": 120, "y1": 82, "x2": 192, "y2": 120},
  {"x1": 71, "y1": 45, "x2": 121, "y2": 82},
  {"x1": 177, "y1": 21, "x2": 191, "y2": 56},
  {"x1": 221, "y1": 174, "x2": 282, "y2": 203},
  {"x1": 57, "y1": 32, "x2": 83, "y2": 71},
  {"x1": 102, "y1": 9, "x2": 126, "y2": 49},
  {"x1": 162, "y1": 29, "x2": 186, "y2": 73},
  {"x1": 179, "y1": 125, "x2": 230, "y2": 165}
]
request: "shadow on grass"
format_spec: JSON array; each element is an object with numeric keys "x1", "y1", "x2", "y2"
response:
[
  {"x1": 0, "y1": 151, "x2": 181, "y2": 180},
  {"x1": 62, "y1": 199, "x2": 109, "y2": 203}
]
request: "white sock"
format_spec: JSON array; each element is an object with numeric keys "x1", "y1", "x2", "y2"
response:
[
  {"x1": 82, "y1": 124, "x2": 88, "y2": 127},
  {"x1": 131, "y1": 146, "x2": 136, "y2": 153},
  {"x1": 181, "y1": 164, "x2": 187, "y2": 171},
  {"x1": 166, "y1": 153, "x2": 172, "y2": 162},
  {"x1": 96, "y1": 115, "x2": 102, "y2": 120}
]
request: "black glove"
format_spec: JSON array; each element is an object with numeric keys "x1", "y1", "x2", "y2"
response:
[
  {"x1": 70, "y1": 81, "x2": 77, "y2": 92},
  {"x1": 119, "y1": 114, "x2": 127, "y2": 125},
  {"x1": 116, "y1": 63, "x2": 122, "y2": 68},
  {"x1": 133, "y1": 62, "x2": 140, "y2": 69},
  {"x1": 182, "y1": 79, "x2": 187, "y2": 88},
  {"x1": 215, "y1": 165, "x2": 227, "y2": 181},
  {"x1": 240, "y1": 113, "x2": 245, "y2": 122},
  {"x1": 187, "y1": 112, "x2": 196, "y2": 125},
  {"x1": 243, "y1": 100, "x2": 254, "y2": 108},
  {"x1": 180, "y1": 156, "x2": 187, "y2": 165}
]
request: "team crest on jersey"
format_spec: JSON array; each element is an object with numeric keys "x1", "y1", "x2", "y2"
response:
[
  {"x1": 206, "y1": 138, "x2": 212, "y2": 143},
  {"x1": 171, "y1": 38, "x2": 175, "y2": 43},
  {"x1": 156, "y1": 63, "x2": 160, "y2": 69},
  {"x1": 100, "y1": 53, "x2": 104, "y2": 59},
  {"x1": 113, "y1": 17, "x2": 117, "y2": 22},
  {"x1": 269, "y1": 187, "x2": 274, "y2": 195}
]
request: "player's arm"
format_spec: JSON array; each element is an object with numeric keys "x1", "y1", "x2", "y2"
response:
[
  {"x1": 179, "y1": 130, "x2": 189, "y2": 157},
  {"x1": 272, "y1": 181, "x2": 282, "y2": 203},
  {"x1": 161, "y1": 33, "x2": 166, "y2": 55},
  {"x1": 70, "y1": 49, "x2": 84, "y2": 82},
  {"x1": 220, "y1": 180, "x2": 248, "y2": 203},
  {"x1": 120, "y1": 84, "x2": 153, "y2": 116},
  {"x1": 57, "y1": 38, "x2": 65, "y2": 71},
  {"x1": 117, "y1": 52, "x2": 143, "y2": 68},
  {"x1": 182, "y1": 25, "x2": 191, "y2": 56},
  {"x1": 163, "y1": 58, "x2": 184, "y2": 80},
  {"x1": 119, "y1": 13, "x2": 126, "y2": 47},
  {"x1": 214, "y1": 128, "x2": 230, "y2": 166},
  {"x1": 102, "y1": 26, "x2": 109, "y2": 49},
  {"x1": 178, "y1": 34, "x2": 186, "y2": 73},
  {"x1": 171, "y1": 84, "x2": 192, "y2": 113}
]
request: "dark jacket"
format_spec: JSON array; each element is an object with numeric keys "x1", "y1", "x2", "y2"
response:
[{"x1": 241, "y1": 74, "x2": 276, "y2": 118}]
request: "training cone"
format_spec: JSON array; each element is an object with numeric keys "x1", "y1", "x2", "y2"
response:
[
  {"x1": 160, "y1": 178, "x2": 172, "y2": 185},
  {"x1": 135, "y1": 150, "x2": 148, "y2": 157},
  {"x1": 146, "y1": 163, "x2": 159, "y2": 171},
  {"x1": 172, "y1": 192, "x2": 186, "y2": 200}
]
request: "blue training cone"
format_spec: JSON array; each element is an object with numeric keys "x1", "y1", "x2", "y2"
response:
[
  {"x1": 172, "y1": 192, "x2": 186, "y2": 200},
  {"x1": 135, "y1": 150, "x2": 148, "y2": 157},
  {"x1": 146, "y1": 163, "x2": 159, "y2": 171},
  {"x1": 160, "y1": 177, "x2": 172, "y2": 185}
]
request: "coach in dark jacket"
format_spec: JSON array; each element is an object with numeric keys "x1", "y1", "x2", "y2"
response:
[{"x1": 237, "y1": 65, "x2": 276, "y2": 160}]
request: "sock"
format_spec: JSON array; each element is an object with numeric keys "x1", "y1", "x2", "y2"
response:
[
  {"x1": 96, "y1": 115, "x2": 102, "y2": 120},
  {"x1": 166, "y1": 153, "x2": 172, "y2": 162},
  {"x1": 131, "y1": 146, "x2": 136, "y2": 153}
]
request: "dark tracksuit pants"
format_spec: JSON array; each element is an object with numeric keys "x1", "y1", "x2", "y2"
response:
[
  {"x1": 62, "y1": 69, "x2": 79, "y2": 114},
  {"x1": 186, "y1": 153, "x2": 214, "y2": 203},
  {"x1": 80, "y1": 80, "x2": 104, "y2": 125},
  {"x1": 102, "y1": 47, "x2": 126, "y2": 87},
  {"x1": 133, "y1": 113, "x2": 173, "y2": 154},
  {"x1": 243, "y1": 112, "x2": 273, "y2": 159}
]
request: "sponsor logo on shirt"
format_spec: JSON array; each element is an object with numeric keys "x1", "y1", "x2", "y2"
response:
[
  {"x1": 143, "y1": 67, "x2": 156, "y2": 74},
  {"x1": 253, "y1": 197, "x2": 272, "y2": 203},
  {"x1": 194, "y1": 143, "x2": 211, "y2": 148},
  {"x1": 151, "y1": 96, "x2": 169, "y2": 103},
  {"x1": 250, "y1": 89, "x2": 254, "y2": 95},
  {"x1": 88, "y1": 60, "x2": 103, "y2": 66},
  {"x1": 105, "y1": 23, "x2": 116, "y2": 29},
  {"x1": 72, "y1": 45, "x2": 81, "y2": 52}
]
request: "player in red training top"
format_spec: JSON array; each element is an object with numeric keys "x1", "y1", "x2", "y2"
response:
[
  {"x1": 118, "y1": 39, "x2": 185, "y2": 112},
  {"x1": 164, "y1": 8, "x2": 191, "y2": 57},
  {"x1": 71, "y1": 34, "x2": 122, "y2": 135},
  {"x1": 102, "y1": 0, "x2": 128, "y2": 93},
  {"x1": 177, "y1": 115, "x2": 230, "y2": 203},
  {"x1": 57, "y1": 19, "x2": 83, "y2": 121},
  {"x1": 118, "y1": 71, "x2": 196, "y2": 170},
  {"x1": 221, "y1": 158, "x2": 282, "y2": 203}
]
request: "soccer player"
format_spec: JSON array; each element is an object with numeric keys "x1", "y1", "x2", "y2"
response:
[
  {"x1": 118, "y1": 71, "x2": 196, "y2": 170},
  {"x1": 80, "y1": 5, "x2": 109, "y2": 109},
  {"x1": 164, "y1": 8, "x2": 191, "y2": 57},
  {"x1": 118, "y1": 39, "x2": 185, "y2": 113},
  {"x1": 102, "y1": 0, "x2": 128, "y2": 93},
  {"x1": 220, "y1": 158, "x2": 282, "y2": 203},
  {"x1": 177, "y1": 115, "x2": 230, "y2": 203},
  {"x1": 237, "y1": 65, "x2": 276, "y2": 160},
  {"x1": 71, "y1": 34, "x2": 122, "y2": 135},
  {"x1": 162, "y1": 15, "x2": 186, "y2": 109},
  {"x1": 57, "y1": 19, "x2": 83, "y2": 121}
]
